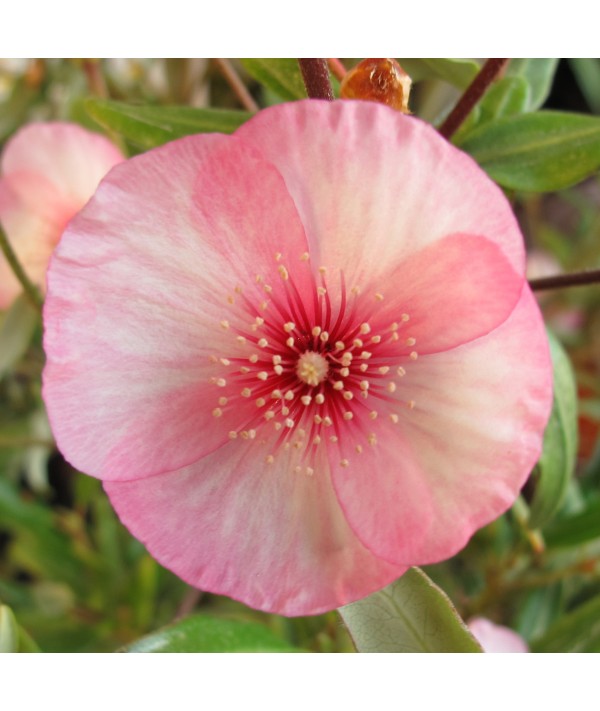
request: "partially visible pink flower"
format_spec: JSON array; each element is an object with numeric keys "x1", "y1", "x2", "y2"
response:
[
  {"x1": 468, "y1": 617, "x2": 529, "y2": 653},
  {"x1": 43, "y1": 100, "x2": 553, "y2": 616},
  {"x1": 0, "y1": 122, "x2": 124, "y2": 307}
]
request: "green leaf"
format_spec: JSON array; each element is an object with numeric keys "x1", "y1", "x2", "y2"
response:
[
  {"x1": 531, "y1": 595, "x2": 600, "y2": 652},
  {"x1": 338, "y1": 568, "x2": 482, "y2": 653},
  {"x1": 0, "y1": 294, "x2": 38, "y2": 378},
  {"x1": 544, "y1": 498, "x2": 600, "y2": 548},
  {"x1": 459, "y1": 111, "x2": 600, "y2": 191},
  {"x1": 528, "y1": 331, "x2": 578, "y2": 528},
  {"x1": 507, "y1": 59, "x2": 559, "y2": 110},
  {"x1": 86, "y1": 100, "x2": 251, "y2": 150},
  {"x1": 240, "y1": 59, "x2": 307, "y2": 101},
  {"x1": 569, "y1": 59, "x2": 600, "y2": 114},
  {"x1": 0, "y1": 604, "x2": 39, "y2": 652},
  {"x1": 398, "y1": 58, "x2": 479, "y2": 89},
  {"x1": 479, "y1": 76, "x2": 530, "y2": 121},
  {"x1": 121, "y1": 614, "x2": 303, "y2": 653}
]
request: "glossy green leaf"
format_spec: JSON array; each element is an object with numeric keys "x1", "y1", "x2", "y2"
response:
[
  {"x1": 528, "y1": 331, "x2": 578, "y2": 528},
  {"x1": 86, "y1": 100, "x2": 251, "y2": 149},
  {"x1": 528, "y1": 332, "x2": 577, "y2": 528},
  {"x1": 459, "y1": 111, "x2": 600, "y2": 191},
  {"x1": 398, "y1": 58, "x2": 479, "y2": 89},
  {"x1": 0, "y1": 294, "x2": 38, "y2": 378},
  {"x1": 121, "y1": 614, "x2": 302, "y2": 653},
  {"x1": 240, "y1": 59, "x2": 307, "y2": 101},
  {"x1": 338, "y1": 568, "x2": 482, "y2": 653},
  {"x1": 544, "y1": 499, "x2": 600, "y2": 548},
  {"x1": 531, "y1": 595, "x2": 600, "y2": 652},
  {"x1": 507, "y1": 59, "x2": 559, "y2": 110}
]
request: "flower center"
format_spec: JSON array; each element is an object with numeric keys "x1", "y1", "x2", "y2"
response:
[
  {"x1": 296, "y1": 351, "x2": 329, "y2": 387},
  {"x1": 208, "y1": 251, "x2": 419, "y2": 473}
]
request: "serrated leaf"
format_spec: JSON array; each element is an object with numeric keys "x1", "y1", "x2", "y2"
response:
[
  {"x1": 531, "y1": 595, "x2": 600, "y2": 652},
  {"x1": 240, "y1": 59, "x2": 307, "y2": 101},
  {"x1": 0, "y1": 294, "x2": 38, "y2": 378},
  {"x1": 528, "y1": 331, "x2": 578, "y2": 528},
  {"x1": 398, "y1": 58, "x2": 479, "y2": 89},
  {"x1": 121, "y1": 614, "x2": 303, "y2": 653},
  {"x1": 338, "y1": 568, "x2": 482, "y2": 653},
  {"x1": 86, "y1": 100, "x2": 251, "y2": 149},
  {"x1": 459, "y1": 111, "x2": 600, "y2": 191},
  {"x1": 507, "y1": 59, "x2": 559, "y2": 110}
]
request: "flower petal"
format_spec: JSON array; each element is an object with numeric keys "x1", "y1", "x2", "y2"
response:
[
  {"x1": 0, "y1": 122, "x2": 124, "y2": 306},
  {"x1": 330, "y1": 287, "x2": 552, "y2": 565},
  {"x1": 236, "y1": 100, "x2": 526, "y2": 290},
  {"x1": 362, "y1": 232, "x2": 524, "y2": 354},
  {"x1": 468, "y1": 617, "x2": 529, "y2": 653},
  {"x1": 105, "y1": 431, "x2": 406, "y2": 616},
  {"x1": 44, "y1": 133, "x2": 312, "y2": 481}
]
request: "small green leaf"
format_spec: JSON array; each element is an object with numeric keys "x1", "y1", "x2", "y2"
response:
[
  {"x1": 338, "y1": 568, "x2": 482, "y2": 653},
  {"x1": 507, "y1": 59, "x2": 559, "y2": 110},
  {"x1": 544, "y1": 499, "x2": 600, "y2": 548},
  {"x1": 531, "y1": 595, "x2": 600, "y2": 652},
  {"x1": 528, "y1": 330, "x2": 578, "y2": 528},
  {"x1": 398, "y1": 58, "x2": 479, "y2": 89},
  {"x1": 0, "y1": 294, "x2": 38, "y2": 378},
  {"x1": 459, "y1": 111, "x2": 600, "y2": 191},
  {"x1": 121, "y1": 614, "x2": 303, "y2": 653},
  {"x1": 86, "y1": 100, "x2": 251, "y2": 149},
  {"x1": 240, "y1": 59, "x2": 307, "y2": 101}
]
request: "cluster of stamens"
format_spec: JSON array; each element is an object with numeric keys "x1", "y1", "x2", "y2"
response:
[{"x1": 208, "y1": 251, "x2": 418, "y2": 474}]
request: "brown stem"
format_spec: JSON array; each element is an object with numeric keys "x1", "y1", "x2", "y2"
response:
[
  {"x1": 328, "y1": 58, "x2": 347, "y2": 81},
  {"x1": 82, "y1": 59, "x2": 108, "y2": 98},
  {"x1": 298, "y1": 59, "x2": 334, "y2": 100},
  {"x1": 438, "y1": 59, "x2": 509, "y2": 140},
  {"x1": 529, "y1": 268, "x2": 600, "y2": 291},
  {"x1": 212, "y1": 58, "x2": 259, "y2": 113}
]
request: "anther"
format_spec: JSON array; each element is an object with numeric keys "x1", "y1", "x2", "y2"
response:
[
  {"x1": 340, "y1": 367, "x2": 350, "y2": 378},
  {"x1": 343, "y1": 391, "x2": 354, "y2": 400},
  {"x1": 340, "y1": 459, "x2": 349, "y2": 468},
  {"x1": 283, "y1": 322, "x2": 295, "y2": 333},
  {"x1": 317, "y1": 287, "x2": 327, "y2": 297},
  {"x1": 370, "y1": 335, "x2": 381, "y2": 344},
  {"x1": 274, "y1": 365, "x2": 284, "y2": 375},
  {"x1": 212, "y1": 408, "x2": 222, "y2": 417},
  {"x1": 220, "y1": 320, "x2": 229, "y2": 330},
  {"x1": 286, "y1": 337, "x2": 294, "y2": 348},
  {"x1": 360, "y1": 380, "x2": 369, "y2": 391},
  {"x1": 228, "y1": 431, "x2": 238, "y2": 439},
  {"x1": 256, "y1": 397, "x2": 266, "y2": 407},
  {"x1": 312, "y1": 326, "x2": 322, "y2": 337},
  {"x1": 335, "y1": 341, "x2": 345, "y2": 351},
  {"x1": 360, "y1": 351, "x2": 372, "y2": 359},
  {"x1": 315, "y1": 394, "x2": 325, "y2": 405},
  {"x1": 300, "y1": 252, "x2": 309, "y2": 261},
  {"x1": 330, "y1": 435, "x2": 338, "y2": 442},
  {"x1": 285, "y1": 418, "x2": 294, "y2": 428},
  {"x1": 369, "y1": 410, "x2": 378, "y2": 420},
  {"x1": 241, "y1": 388, "x2": 251, "y2": 398},
  {"x1": 274, "y1": 252, "x2": 282, "y2": 262},
  {"x1": 378, "y1": 366, "x2": 390, "y2": 375},
  {"x1": 266, "y1": 455, "x2": 274, "y2": 464},
  {"x1": 355, "y1": 445, "x2": 363, "y2": 454},
  {"x1": 359, "y1": 323, "x2": 371, "y2": 335},
  {"x1": 236, "y1": 336, "x2": 246, "y2": 345},
  {"x1": 410, "y1": 351, "x2": 418, "y2": 360},
  {"x1": 353, "y1": 338, "x2": 363, "y2": 348},
  {"x1": 333, "y1": 381, "x2": 344, "y2": 390},
  {"x1": 323, "y1": 417, "x2": 333, "y2": 427},
  {"x1": 220, "y1": 358, "x2": 231, "y2": 366},
  {"x1": 375, "y1": 293, "x2": 384, "y2": 301},
  {"x1": 271, "y1": 389, "x2": 282, "y2": 399},
  {"x1": 278, "y1": 265, "x2": 289, "y2": 280},
  {"x1": 216, "y1": 378, "x2": 227, "y2": 387},
  {"x1": 359, "y1": 363, "x2": 369, "y2": 372},
  {"x1": 301, "y1": 395, "x2": 312, "y2": 406},
  {"x1": 389, "y1": 413, "x2": 399, "y2": 424},
  {"x1": 387, "y1": 382, "x2": 397, "y2": 393},
  {"x1": 255, "y1": 317, "x2": 265, "y2": 327},
  {"x1": 218, "y1": 397, "x2": 228, "y2": 406},
  {"x1": 273, "y1": 355, "x2": 282, "y2": 365},
  {"x1": 406, "y1": 337, "x2": 416, "y2": 346},
  {"x1": 258, "y1": 338, "x2": 269, "y2": 348},
  {"x1": 257, "y1": 371, "x2": 268, "y2": 381},
  {"x1": 343, "y1": 411, "x2": 353, "y2": 420},
  {"x1": 320, "y1": 331, "x2": 329, "y2": 342},
  {"x1": 249, "y1": 354, "x2": 259, "y2": 363}
]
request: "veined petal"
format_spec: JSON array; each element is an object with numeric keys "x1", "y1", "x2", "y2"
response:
[
  {"x1": 105, "y1": 430, "x2": 407, "y2": 616},
  {"x1": 331, "y1": 287, "x2": 552, "y2": 566},
  {"x1": 44, "y1": 133, "x2": 312, "y2": 482},
  {"x1": 236, "y1": 100, "x2": 526, "y2": 291}
]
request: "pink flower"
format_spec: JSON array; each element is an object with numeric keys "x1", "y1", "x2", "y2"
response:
[
  {"x1": 468, "y1": 617, "x2": 529, "y2": 653},
  {"x1": 43, "y1": 100, "x2": 553, "y2": 616},
  {"x1": 0, "y1": 122, "x2": 124, "y2": 307}
]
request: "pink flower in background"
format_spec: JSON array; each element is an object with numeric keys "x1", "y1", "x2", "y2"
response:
[
  {"x1": 0, "y1": 122, "x2": 123, "y2": 307},
  {"x1": 468, "y1": 617, "x2": 529, "y2": 653},
  {"x1": 43, "y1": 100, "x2": 552, "y2": 616}
]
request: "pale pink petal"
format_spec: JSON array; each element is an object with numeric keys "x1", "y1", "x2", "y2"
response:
[
  {"x1": 236, "y1": 100, "x2": 525, "y2": 291},
  {"x1": 44, "y1": 134, "x2": 312, "y2": 482},
  {"x1": 104, "y1": 430, "x2": 407, "y2": 616},
  {"x1": 330, "y1": 288, "x2": 553, "y2": 565},
  {"x1": 0, "y1": 122, "x2": 124, "y2": 306},
  {"x1": 468, "y1": 617, "x2": 529, "y2": 653},
  {"x1": 359, "y1": 233, "x2": 523, "y2": 355}
]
